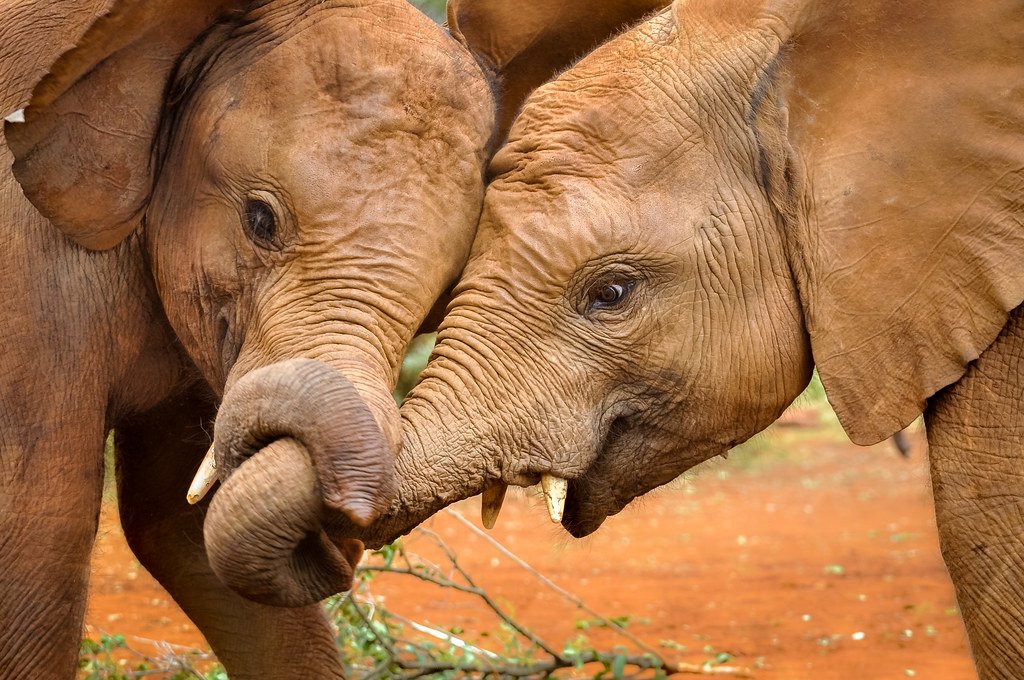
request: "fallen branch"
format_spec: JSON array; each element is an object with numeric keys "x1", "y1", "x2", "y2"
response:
[
  {"x1": 445, "y1": 508, "x2": 665, "y2": 659},
  {"x1": 348, "y1": 518, "x2": 755, "y2": 678}
]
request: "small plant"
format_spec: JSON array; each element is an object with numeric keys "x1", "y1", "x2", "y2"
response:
[
  {"x1": 327, "y1": 509, "x2": 754, "y2": 679},
  {"x1": 79, "y1": 634, "x2": 128, "y2": 679},
  {"x1": 79, "y1": 631, "x2": 225, "y2": 679},
  {"x1": 82, "y1": 510, "x2": 753, "y2": 678}
]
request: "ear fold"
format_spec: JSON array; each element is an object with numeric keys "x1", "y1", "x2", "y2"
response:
[
  {"x1": 447, "y1": 0, "x2": 669, "y2": 141},
  {"x1": 766, "y1": 0, "x2": 1024, "y2": 443},
  {"x1": 0, "y1": 0, "x2": 113, "y2": 118},
  {"x1": 4, "y1": 0, "x2": 245, "y2": 250}
]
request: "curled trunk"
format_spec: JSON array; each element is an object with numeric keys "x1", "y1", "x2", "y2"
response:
[
  {"x1": 205, "y1": 438, "x2": 365, "y2": 606},
  {"x1": 203, "y1": 358, "x2": 393, "y2": 607},
  {"x1": 335, "y1": 375, "x2": 508, "y2": 549},
  {"x1": 292, "y1": 387, "x2": 491, "y2": 550}
]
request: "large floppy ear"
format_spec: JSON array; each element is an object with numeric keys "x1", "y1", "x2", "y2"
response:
[
  {"x1": 0, "y1": 0, "x2": 113, "y2": 118},
  {"x1": 447, "y1": 0, "x2": 669, "y2": 140},
  {"x1": 764, "y1": 0, "x2": 1024, "y2": 444},
  {"x1": 4, "y1": 0, "x2": 245, "y2": 250}
]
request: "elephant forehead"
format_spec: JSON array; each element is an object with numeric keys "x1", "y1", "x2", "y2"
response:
[
  {"x1": 266, "y1": 8, "x2": 488, "y2": 116},
  {"x1": 173, "y1": 6, "x2": 493, "y2": 211},
  {"x1": 211, "y1": 8, "x2": 488, "y2": 127},
  {"x1": 174, "y1": 1, "x2": 492, "y2": 159},
  {"x1": 472, "y1": 184, "x2": 640, "y2": 280}
]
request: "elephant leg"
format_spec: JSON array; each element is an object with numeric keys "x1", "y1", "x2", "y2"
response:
[
  {"x1": 927, "y1": 304, "x2": 1024, "y2": 680},
  {"x1": 0, "y1": 426, "x2": 105, "y2": 678},
  {"x1": 114, "y1": 388, "x2": 345, "y2": 679}
]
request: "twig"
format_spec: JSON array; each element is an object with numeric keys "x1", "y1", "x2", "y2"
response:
[
  {"x1": 380, "y1": 648, "x2": 749, "y2": 678},
  {"x1": 356, "y1": 526, "x2": 754, "y2": 678},
  {"x1": 358, "y1": 565, "x2": 483, "y2": 596},
  {"x1": 443, "y1": 510, "x2": 754, "y2": 676},
  {"x1": 416, "y1": 526, "x2": 564, "y2": 661},
  {"x1": 85, "y1": 629, "x2": 210, "y2": 680},
  {"x1": 445, "y1": 507, "x2": 663, "y2": 659},
  {"x1": 388, "y1": 611, "x2": 502, "y2": 661}
]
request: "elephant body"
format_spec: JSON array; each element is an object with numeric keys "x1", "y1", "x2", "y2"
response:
[
  {"x1": 1, "y1": 1, "x2": 496, "y2": 676},
  {"x1": 0, "y1": 131, "x2": 169, "y2": 679},
  {"x1": 344, "y1": 1, "x2": 1024, "y2": 677}
]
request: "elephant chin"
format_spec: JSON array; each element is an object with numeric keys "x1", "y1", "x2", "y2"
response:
[
  {"x1": 560, "y1": 476, "x2": 613, "y2": 539},
  {"x1": 203, "y1": 358, "x2": 394, "y2": 607}
]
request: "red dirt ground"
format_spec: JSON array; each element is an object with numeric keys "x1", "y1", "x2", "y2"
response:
[{"x1": 86, "y1": 415, "x2": 977, "y2": 679}]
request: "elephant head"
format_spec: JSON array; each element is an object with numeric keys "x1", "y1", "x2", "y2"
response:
[
  {"x1": 357, "y1": 0, "x2": 1024, "y2": 543},
  {"x1": 5, "y1": 0, "x2": 495, "y2": 604}
]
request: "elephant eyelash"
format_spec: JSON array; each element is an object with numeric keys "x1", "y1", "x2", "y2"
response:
[
  {"x1": 569, "y1": 256, "x2": 667, "y2": 320},
  {"x1": 585, "y1": 279, "x2": 637, "y2": 313},
  {"x1": 243, "y1": 199, "x2": 278, "y2": 247},
  {"x1": 575, "y1": 273, "x2": 643, "y2": 319}
]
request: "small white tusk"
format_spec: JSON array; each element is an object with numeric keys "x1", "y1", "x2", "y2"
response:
[
  {"x1": 480, "y1": 483, "x2": 508, "y2": 530},
  {"x1": 4, "y1": 108, "x2": 25, "y2": 124},
  {"x1": 186, "y1": 444, "x2": 218, "y2": 505},
  {"x1": 540, "y1": 474, "x2": 567, "y2": 524}
]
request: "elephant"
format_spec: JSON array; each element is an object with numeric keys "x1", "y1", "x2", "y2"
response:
[
  {"x1": 1, "y1": 0, "x2": 681, "y2": 675},
  {"x1": 0, "y1": 0, "x2": 498, "y2": 675},
  {"x1": 199, "y1": 0, "x2": 672, "y2": 607},
  {"x1": 328, "y1": 0, "x2": 1024, "y2": 677}
]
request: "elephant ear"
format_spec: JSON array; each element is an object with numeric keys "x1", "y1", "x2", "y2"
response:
[
  {"x1": 0, "y1": 0, "x2": 113, "y2": 118},
  {"x1": 4, "y1": 0, "x2": 246, "y2": 250},
  {"x1": 447, "y1": 0, "x2": 669, "y2": 140},
  {"x1": 768, "y1": 0, "x2": 1024, "y2": 443}
]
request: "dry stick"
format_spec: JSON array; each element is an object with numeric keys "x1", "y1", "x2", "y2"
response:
[
  {"x1": 444, "y1": 508, "x2": 755, "y2": 678},
  {"x1": 348, "y1": 592, "x2": 404, "y2": 680},
  {"x1": 91, "y1": 629, "x2": 208, "y2": 680},
  {"x1": 359, "y1": 565, "x2": 487, "y2": 596},
  {"x1": 355, "y1": 520, "x2": 752, "y2": 677},
  {"x1": 356, "y1": 560, "x2": 534, "y2": 664},
  {"x1": 416, "y1": 529, "x2": 750, "y2": 678},
  {"x1": 416, "y1": 526, "x2": 565, "y2": 661},
  {"x1": 382, "y1": 650, "x2": 669, "y2": 678},
  {"x1": 359, "y1": 546, "x2": 673, "y2": 678},
  {"x1": 388, "y1": 611, "x2": 503, "y2": 661},
  {"x1": 445, "y1": 508, "x2": 661, "y2": 655},
  {"x1": 351, "y1": 571, "x2": 509, "y2": 678}
]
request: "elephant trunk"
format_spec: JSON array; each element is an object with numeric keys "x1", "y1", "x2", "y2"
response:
[
  {"x1": 336, "y1": 372, "x2": 505, "y2": 549},
  {"x1": 342, "y1": 344, "x2": 610, "y2": 547},
  {"x1": 203, "y1": 358, "x2": 393, "y2": 607}
]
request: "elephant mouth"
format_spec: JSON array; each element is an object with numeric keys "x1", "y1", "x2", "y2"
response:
[
  {"x1": 215, "y1": 307, "x2": 243, "y2": 388},
  {"x1": 560, "y1": 427, "x2": 726, "y2": 538},
  {"x1": 559, "y1": 418, "x2": 630, "y2": 538},
  {"x1": 554, "y1": 408, "x2": 691, "y2": 538},
  {"x1": 557, "y1": 479, "x2": 651, "y2": 539},
  {"x1": 476, "y1": 414, "x2": 632, "y2": 538}
]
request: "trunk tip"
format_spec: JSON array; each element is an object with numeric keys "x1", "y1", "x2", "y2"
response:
[{"x1": 327, "y1": 495, "x2": 378, "y2": 528}]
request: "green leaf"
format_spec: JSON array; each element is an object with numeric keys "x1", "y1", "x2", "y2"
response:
[{"x1": 611, "y1": 653, "x2": 627, "y2": 679}]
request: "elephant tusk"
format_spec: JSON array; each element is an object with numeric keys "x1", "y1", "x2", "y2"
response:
[
  {"x1": 480, "y1": 483, "x2": 508, "y2": 530},
  {"x1": 186, "y1": 444, "x2": 218, "y2": 505},
  {"x1": 540, "y1": 474, "x2": 567, "y2": 524}
]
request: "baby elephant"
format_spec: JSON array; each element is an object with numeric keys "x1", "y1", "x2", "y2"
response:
[
  {"x1": 0, "y1": 0, "x2": 494, "y2": 677},
  {"x1": 360, "y1": 0, "x2": 1024, "y2": 678}
]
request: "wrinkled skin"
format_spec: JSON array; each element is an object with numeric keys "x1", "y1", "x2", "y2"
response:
[
  {"x1": 187, "y1": 0, "x2": 670, "y2": 621},
  {"x1": 353, "y1": 0, "x2": 1024, "y2": 676},
  {"x1": 0, "y1": 0, "x2": 110, "y2": 112},
  {"x1": 0, "y1": 0, "x2": 492, "y2": 676}
]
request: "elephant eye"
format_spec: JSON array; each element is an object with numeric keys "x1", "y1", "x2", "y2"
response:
[
  {"x1": 586, "y1": 279, "x2": 637, "y2": 314},
  {"x1": 243, "y1": 199, "x2": 277, "y2": 245}
]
